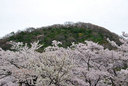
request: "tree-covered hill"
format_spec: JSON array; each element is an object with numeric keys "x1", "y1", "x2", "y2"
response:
[{"x1": 0, "y1": 22, "x2": 121, "y2": 51}]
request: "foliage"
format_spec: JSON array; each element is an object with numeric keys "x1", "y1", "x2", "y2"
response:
[{"x1": 0, "y1": 22, "x2": 121, "y2": 51}]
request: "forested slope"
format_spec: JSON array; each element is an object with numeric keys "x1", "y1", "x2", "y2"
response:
[{"x1": 0, "y1": 22, "x2": 121, "y2": 51}]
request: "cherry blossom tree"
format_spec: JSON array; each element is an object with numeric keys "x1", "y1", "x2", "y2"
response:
[{"x1": 0, "y1": 32, "x2": 128, "y2": 86}]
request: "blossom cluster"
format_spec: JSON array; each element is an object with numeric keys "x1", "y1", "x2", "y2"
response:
[{"x1": 0, "y1": 32, "x2": 128, "y2": 86}]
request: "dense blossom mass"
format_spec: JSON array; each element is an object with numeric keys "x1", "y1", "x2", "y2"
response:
[{"x1": 0, "y1": 32, "x2": 128, "y2": 86}]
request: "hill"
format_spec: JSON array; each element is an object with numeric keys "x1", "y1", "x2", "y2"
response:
[{"x1": 0, "y1": 22, "x2": 121, "y2": 51}]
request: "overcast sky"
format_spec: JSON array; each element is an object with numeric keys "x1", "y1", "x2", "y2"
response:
[{"x1": 0, "y1": 0, "x2": 128, "y2": 37}]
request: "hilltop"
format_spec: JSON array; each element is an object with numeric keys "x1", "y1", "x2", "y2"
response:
[{"x1": 0, "y1": 22, "x2": 121, "y2": 51}]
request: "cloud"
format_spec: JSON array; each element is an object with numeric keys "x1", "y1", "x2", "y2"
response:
[{"x1": 0, "y1": 0, "x2": 128, "y2": 37}]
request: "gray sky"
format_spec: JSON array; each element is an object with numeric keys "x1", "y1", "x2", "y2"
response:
[{"x1": 0, "y1": 0, "x2": 128, "y2": 37}]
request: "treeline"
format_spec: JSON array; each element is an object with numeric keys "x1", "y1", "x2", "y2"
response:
[{"x1": 0, "y1": 22, "x2": 121, "y2": 51}]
